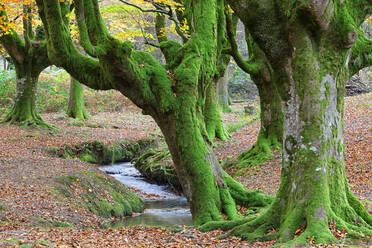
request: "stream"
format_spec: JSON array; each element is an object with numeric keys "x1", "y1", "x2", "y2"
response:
[{"x1": 99, "y1": 163, "x2": 193, "y2": 227}]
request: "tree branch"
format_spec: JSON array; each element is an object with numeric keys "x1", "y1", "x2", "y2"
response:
[
  {"x1": 75, "y1": 0, "x2": 97, "y2": 57},
  {"x1": 36, "y1": 0, "x2": 110, "y2": 90},
  {"x1": 225, "y1": 12, "x2": 259, "y2": 75},
  {"x1": 117, "y1": 0, "x2": 170, "y2": 15},
  {"x1": 0, "y1": 9, "x2": 26, "y2": 64},
  {"x1": 349, "y1": 29, "x2": 372, "y2": 76}
]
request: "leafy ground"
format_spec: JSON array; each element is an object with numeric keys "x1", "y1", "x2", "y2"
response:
[{"x1": 0, "y1": 91, "x2": 371, "y2": 247}]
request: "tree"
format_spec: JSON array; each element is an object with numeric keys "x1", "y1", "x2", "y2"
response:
[
  {"x1": 203, "y1": 0, "x2": 371, "y2": 245},
  {"x1": 0, "y1": 2, "x2": 51, "y2": 128},
  {"x1": 66, "y1": 76, "x2": 89, "y2": 120},
  {"x1": 36, "y1": 0, "x2": 270, "y2": 226},
  {"x1": 225, "y1": 14, "x2": 283, "y2": 167},
  {"x1": 217, "y1": 65, "x2": 233, "y2": 112}
]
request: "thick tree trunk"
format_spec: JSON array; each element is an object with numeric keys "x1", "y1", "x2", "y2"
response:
[
  {"x1": 204, "y1": 80, "x2": 230, "y2": 141},
  {"x1": 154, "y1": 110, "x2": 271, "y2": 226},
  {"x1": 2, "y1": 66, "x2": 49, "y2": 128},
  {"x1": 222, "y1": 19, "x2": 372, "y2": 244},
  {"x1": 67, "y1": 77, "x2": 89, "y2": 120}
]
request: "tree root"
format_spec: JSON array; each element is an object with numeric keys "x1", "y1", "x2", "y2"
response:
[
  {"x1": 234, "y1": 134, "x2": 281, "y2": 168},
  {"x1": 1, "y1": 109, "x2": 55, "y2": 130},
  {"x1": 200, "y1": 195, "x2": 372, "y2": 247},
  {"x1": 224, "y1": 173, "x2": 273, "y2": 207}
]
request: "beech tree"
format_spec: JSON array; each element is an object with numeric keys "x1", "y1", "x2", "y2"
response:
[
  {"x1": 36, "y1": 0, "x2": 270, "y2": 226},
  {"x1": 0, "y1": 3, "x2": 51, "y2": 127},
  {"x1": 226, "y1": 15, "x2": 283, "y2": 167},
  {"x1": 202, "y1": 0, "x2": 371, "y2": 244},
  {"x1": 66, "y1": 77, "x2": 89, "y2": 120}
]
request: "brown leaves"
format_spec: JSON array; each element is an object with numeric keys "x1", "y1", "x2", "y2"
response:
[{"x1": 329, "y1": 221, "x2": 347, "y2": 240}]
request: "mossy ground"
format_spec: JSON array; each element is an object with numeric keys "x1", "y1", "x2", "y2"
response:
[
  {"x1": 51, "y1": 139, "x2": 155, "y2": 164},
  {"x1": 54, "y1": 171, "x2": 144, "y2": 219},
  {"x1": 134, "y1": 147, "x2": 181, "y2": 191},
  {"x1": 29, "y1": 216, "x2": 74, "y2": 228}
]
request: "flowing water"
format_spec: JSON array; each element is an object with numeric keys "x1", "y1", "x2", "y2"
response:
[{"x1": 99, "y1": 163, "x2": 193, "y2": 227}]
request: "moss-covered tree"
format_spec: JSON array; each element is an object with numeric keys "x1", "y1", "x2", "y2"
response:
[
  {"x1": 225, "y1": 14, "x2": 283, "y2": 167},
  {"x1": 203, "y1": 0, "x2": 371, "y2": 245},
  {"x1": 0, "y1": 5, "x2": 51, "y2": 128},
  {"x1": 155, "y1": 7, "x2": 231, "y2": 141},
  {"x1": 67, "y1": 76, "x2": 89, "y2": 120},
  {"x1": 36, "y1": 0, "x2": 271, "y2": 226}
]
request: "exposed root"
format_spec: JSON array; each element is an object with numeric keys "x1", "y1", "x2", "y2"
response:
[
  {"x1": 234, "y1": 133, "x2": 281, "y2": 168},
  {"x1": 67, "y1": 106, "x2": 90, "y2": 121},
  {"x1": 1, "y1": 108, "x2": 55, "y2": 130},
  {"x1": 229, "y1": 213, "x2": 278, "y2": 241},
  {"x1": 224, "y1": 173, "x2": 273, "y2": 207},
  {"x1": 210, "y1": 196, "x2": 372, "y2": 247},
  {"x1": 215, "y1": 123, "x2": 231, "y2": 141}
]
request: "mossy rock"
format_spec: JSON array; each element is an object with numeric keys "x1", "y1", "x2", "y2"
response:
[
  {"x1": 54, "y1": 171, "x2": 144, "y2": 219},
  {"x1": 134, "y1": 147, "x2": 181, "y2": 191},
  {"x1": 51, "y1": 139, "x2": 156, "y2": 164}
]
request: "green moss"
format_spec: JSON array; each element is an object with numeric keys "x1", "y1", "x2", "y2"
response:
[
  {"x1": 233, "y1": 130, "x2": 280, "y2": 168},
  {"x1": 54, "y1": 171, "x2": 144, "y2": 219},
  {"x1": 51, "y1": 139, "x2": 155, "y2": 164},
  {"x1": 30, "y1": 216, "x2": 74, "y2": 228},
  {"x1": 134, "y1": 147, "x2": 181, "y2": 190},
  {"x1": 79, "y1": 153, "x2": 98, "y2": 163},
  {"x1": 66, "y1": 78, "x2": 89, "y2": 120},
  {"x1": 0, "y1": 205, "x2": 5, "y2": 211}
]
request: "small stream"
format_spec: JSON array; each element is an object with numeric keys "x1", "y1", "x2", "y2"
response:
[{"x1": 99, "y1": 163, "x2": 193, "y2": 227}]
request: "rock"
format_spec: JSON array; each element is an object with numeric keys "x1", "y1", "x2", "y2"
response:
[{"x1": 346, "y1": 67, "x2": 371, "y2": 96}]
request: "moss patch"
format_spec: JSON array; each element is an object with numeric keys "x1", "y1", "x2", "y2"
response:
[
  {"x1": 50, "y1": 139, "x2": 155, "y2": 164},
  {"x1": 29, "y1": 216, "x2": 74, "y2": 228},
  {"x1": 134, "y1": 147, "x2": 181, "y2": 191},
  {"x1": 54, "y1": 171, "x2": 144, "y2": 219}
]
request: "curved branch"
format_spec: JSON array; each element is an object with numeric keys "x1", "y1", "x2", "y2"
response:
[
  {"x1": 349, "y1": 29, "x2": 372, "y2": 76},
  {"x1": 75, "y1": 0, "x2": 96, "y2": 56},
  {"x1": 36, "y1": 0, "x2": 111, "y2": 90},
  {"x1": 225, "y1": 12, "x2": 259, "y2": 75},
  {"x1": 117, "y1": 0, "x2": 170, "y2": 15}
]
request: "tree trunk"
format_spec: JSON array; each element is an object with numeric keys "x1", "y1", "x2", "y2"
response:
[
  {"x1": 154, "y1": 109, "x2": 270, "y2": 226},
  {"x1": 217, "y1": 66, "x2": 232, "y2": 112},
  {"x1": 223, "y1": 16, "x2": 372, "y2": 244},
  {"x1": 204, "y1": 79, "x2": 230, "y2": 141},
  {"x1": 2, "y1": 65, "x2": 49, "y2": 128},
  {"x1": 67, "y1": 77, "x2": 89, "y2": 120},
  {"x1": 236, "y1": 74, "x2": 283, "y2": 167}
]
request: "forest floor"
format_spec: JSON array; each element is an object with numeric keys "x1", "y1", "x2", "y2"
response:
[{"x1": 0, "y1": 93, "x2": 371, "y2": 248}]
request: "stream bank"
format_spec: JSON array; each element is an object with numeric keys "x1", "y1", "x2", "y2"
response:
[{"x1": 100, "y1": 163, "x2": 192, "y2": 228}]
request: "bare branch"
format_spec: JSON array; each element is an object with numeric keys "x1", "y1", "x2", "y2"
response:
[{"x1": 117, "y1": 0, "x2": 170, "y2": 15}]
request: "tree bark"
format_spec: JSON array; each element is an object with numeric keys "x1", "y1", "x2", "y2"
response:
[
  {"x1": 222, "y1": 0, "x2": 372, "y2": 244},
  {"x1": 217, "y1": 66, "x2": 232, "y2": 112},
  {"x1": 204, "y1": 79, "x2": 230, "y2": 141},
  {"x1": 236, "y1": 73, "x2": 283, "y2": 167},
  {"x1": 67, "y1": 77, "x2": 89, "y2": 120},
  {"x1": 2, "y1": 62, "x2": 50, "y2": 128}
]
